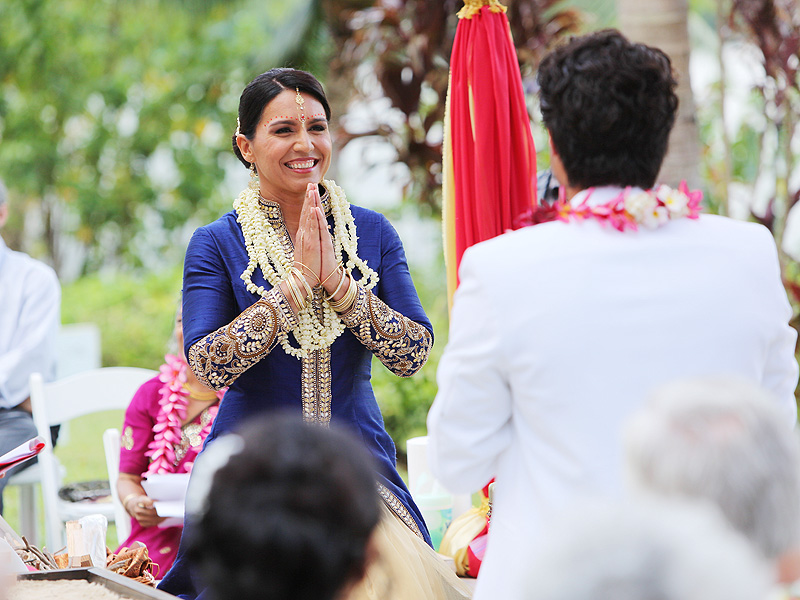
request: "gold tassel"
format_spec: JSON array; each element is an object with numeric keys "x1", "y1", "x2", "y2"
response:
[{"x1": 457, "y1": 0, "x2": 507, "y2": 19}]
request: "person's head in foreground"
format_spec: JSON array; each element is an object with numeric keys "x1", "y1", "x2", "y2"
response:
[
  {"x1": 625, "y1": 377, "x2": 800, "y2": 582},
  {"x1": 537, "y1": 29, "x2": 678, "y2": 195},
  {"x1": 526, "y1": 499, "x2": 772, "y2": 600},
  {"x1": 185, "y1": 414, "x2": 381, "y2": 600}
]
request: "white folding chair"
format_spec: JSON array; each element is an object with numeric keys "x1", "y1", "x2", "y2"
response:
[
  {"x1": 103, "y1": 427, "x2": 131, "y2": 545},
  {"x1": 29, "y1": 367, "x2": 157, "y2": 552}
]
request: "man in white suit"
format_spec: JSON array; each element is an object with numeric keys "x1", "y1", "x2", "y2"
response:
[{"x1": 427, "y1": 29, "x2": 798, "y2": 600}]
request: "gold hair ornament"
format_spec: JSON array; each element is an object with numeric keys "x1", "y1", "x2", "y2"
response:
[{"x1": 295, "y1": 88, "x2": 306, "y2": 124}]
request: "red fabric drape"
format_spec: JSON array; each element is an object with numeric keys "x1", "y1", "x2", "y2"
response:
[{"x1": 447, "y1": 5, "x2": 537, "y2": 280}]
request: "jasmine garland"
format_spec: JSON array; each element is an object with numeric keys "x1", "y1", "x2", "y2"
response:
[{"x1": 234, "y1": 177, "x2": 379, "y2": 359}]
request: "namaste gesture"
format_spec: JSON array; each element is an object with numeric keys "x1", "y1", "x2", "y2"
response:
[{"x1": 292, "y1": 182, "x2": 347, "y2": 300}]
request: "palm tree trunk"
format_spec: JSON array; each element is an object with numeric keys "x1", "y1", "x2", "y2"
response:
[{"x1": 615, "y1": 0, "x2": 701, "y2": 190}]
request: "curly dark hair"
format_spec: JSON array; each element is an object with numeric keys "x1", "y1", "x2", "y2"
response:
[
  {"x1": 537, "y1": 29, "x2": 678, "y2": 190},
  {"x1": 232, "y1": 67, "x2": 331, "y2": 169},
  {"x1": 186, "y1": 414, "x2": 381, "y2": 600}
]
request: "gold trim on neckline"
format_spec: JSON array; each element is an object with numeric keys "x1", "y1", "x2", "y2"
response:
[{"x1": 258, "y1": 186, "x2": 331, "y2": 223}]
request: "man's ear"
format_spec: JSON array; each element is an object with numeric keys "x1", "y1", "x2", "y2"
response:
[
  {"x1": 548, "y1": 135, "x2": 567, "y2": 188},
  {"x1": 0, "y1": 203, "x2": 8, "y2": 229},
  {"x1": 548, "y1": 135, "x2": 559, "y2": 161}
]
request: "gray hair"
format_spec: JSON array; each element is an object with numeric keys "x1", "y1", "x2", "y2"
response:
[
  {"x1": 624, "y1": 377, "x2": 800, "y2": 560},
  {"x1": 526, "y1": 499, "x2": 772, "y2": 600},
  {"x1": 0, "y1": 178, "x2": 7, "y2": 207}
]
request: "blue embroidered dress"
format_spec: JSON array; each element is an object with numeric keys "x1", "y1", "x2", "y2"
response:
[{"x1": 158, "y1": 188, "x2": 433, "y2": 598}]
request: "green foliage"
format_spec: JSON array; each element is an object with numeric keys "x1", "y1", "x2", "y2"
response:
[
  {"x1": 0, "y1": 0, "x2": 314, "y2": 274},
  {"x1": 61, "y1": 264, "x2": 184, "y2": 368},
  {"x1": 374, "y1": 259, "x2": 450, "y2": 463}
]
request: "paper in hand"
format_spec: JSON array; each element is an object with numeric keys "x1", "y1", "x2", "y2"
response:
[{"x1": 0, "y1": 436, "x2": 46, "y2": 478}]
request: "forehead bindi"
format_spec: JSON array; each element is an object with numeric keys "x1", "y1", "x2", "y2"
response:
[
  {"x1": 263, "y1": 114, "x2": 327, "y2": 127},
  {"x1": 261, "y1": 91, "x2": 326, "y2": 127}
]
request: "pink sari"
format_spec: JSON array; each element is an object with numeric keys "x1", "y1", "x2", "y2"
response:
[{"x1": 117, "y1": 373, "x2": 219, "y2": 576}]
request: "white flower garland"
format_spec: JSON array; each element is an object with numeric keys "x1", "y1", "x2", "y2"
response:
[{"x1": 233, "y1": 177, "x2": 379, "y2": 359}]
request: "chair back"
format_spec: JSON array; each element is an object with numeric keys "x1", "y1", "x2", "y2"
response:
[
  {"x1": 29, "y1": 367, "x2": 157, "y2": 552},
  {"x1": 103, "y1": 428, "x2": 131, "y2": 545}
]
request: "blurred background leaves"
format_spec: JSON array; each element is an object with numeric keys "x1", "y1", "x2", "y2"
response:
[{"x1": 3, "y1": 0, "x2": 800, "y2": 458}]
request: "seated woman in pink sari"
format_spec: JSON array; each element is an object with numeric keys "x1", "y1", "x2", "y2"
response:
[{"x1": 116, "y1": 308, "x2": 224, "y2": 575}]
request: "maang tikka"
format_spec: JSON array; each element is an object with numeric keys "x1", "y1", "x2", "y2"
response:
[{"x1": 295, "y1": 87, "x2": 306, "y2": 124}]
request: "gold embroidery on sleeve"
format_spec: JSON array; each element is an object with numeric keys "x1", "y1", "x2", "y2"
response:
[
  {"x1": 188, "y1": 286, "x2": 297, "y2": 390},
  {"x1": 339, "y1": 284, "x2": 432, "y2": 377},
  {"x1": 121, "y1": 426, "x2": 134, "y2": 451}
]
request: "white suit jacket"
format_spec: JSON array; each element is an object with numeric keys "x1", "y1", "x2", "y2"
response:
[{"x1": 428, "y1": 187, "x2": 798, "y2": 600}]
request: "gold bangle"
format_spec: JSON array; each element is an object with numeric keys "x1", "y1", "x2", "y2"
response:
[
  {"x1": 338, "y1": 279, "x2": 358, "y2": 313},
  {"x1": 320, "y1": 263, "x2": 343, "y2": 287},
  {"x1": 292, "y1": 267, "x2": 314, "y2": 299},
  {"x1": 329, "y1": 275, "x2": 358, "y2": 313},
  {"x1": 326, "y1": 269, "x2": 348, "y2": 302},
  {"x1": 344, "y1": 276, "x2": 358, "y2": 309},
  {"x1": 294, "y1": 261, "x2": 320, "y2": 285},
  {"x1": 284, "y1": 271, "x2": 304, "y2": 309},
  {"x1": 286, "y1": 271, "x2": 307, "y2": 309},
  {"x1": 121, "y1": 493, "x2": 138, "y2": 515}
]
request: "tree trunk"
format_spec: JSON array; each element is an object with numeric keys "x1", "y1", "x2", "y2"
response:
[{"x1": 615, "y1": 0, "x2": 701, "y2": 190}]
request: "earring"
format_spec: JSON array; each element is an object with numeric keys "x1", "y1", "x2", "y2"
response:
[{"x1": 248, "y1": 162, "x2": 259, "y2": 190}]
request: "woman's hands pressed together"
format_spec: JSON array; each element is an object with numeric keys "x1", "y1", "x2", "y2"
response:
[{"x1": 284, "y1": 183, "x2": 350, "y2": 312}]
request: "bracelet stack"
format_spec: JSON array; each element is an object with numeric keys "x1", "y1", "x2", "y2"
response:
[
  {"x1": 295, "y1": 261, "x2": 321, "y2": 287},
  {"x1": 327, "y1": 272, "x2": 358, "y2": 313},
  {"x1": 286, "y1": 267, "x2": 313, "y2": 309},
  {"x1": 327, "y1": 267, "x2": 348, "y2": 300},
  {"x1": 320, "y1": 263, "x2": 343, "y2": 287}
]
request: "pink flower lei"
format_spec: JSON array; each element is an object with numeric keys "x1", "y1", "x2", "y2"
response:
[
  {"x1": 518, "y1": 181, "x2": 702, "y2": 232},
  {"x1": 144, "y1": 354, "x2": 223, "y2": 475}
]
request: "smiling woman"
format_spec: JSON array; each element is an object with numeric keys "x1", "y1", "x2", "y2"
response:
[
  {"x1": 235, "y1": 85, "x2": 332, "y2": 206},
  {"x1": 156, "y1": 68, "x2": 471, "y2": 600}
]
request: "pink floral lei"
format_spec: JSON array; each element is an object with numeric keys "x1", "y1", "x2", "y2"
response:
[
  {"x1": 518, "y1": 181, "x2": 702, "y2": 232},
  {"x1": 145, "y1": 354, "x2": 223, "y2": 475}
]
